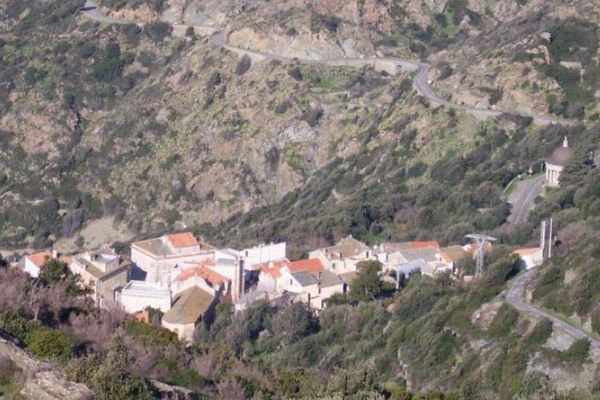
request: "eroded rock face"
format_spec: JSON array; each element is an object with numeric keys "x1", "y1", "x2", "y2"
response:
[{"x1": 0, "y1": 333, "x2": 94, "y2": 400}]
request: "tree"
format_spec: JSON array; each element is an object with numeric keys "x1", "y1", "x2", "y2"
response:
[
  {"x1": 39, "y1": 259, "x2": 87, "y2": 297},
  {"x1": 91, "y1": 334, "x2": 151, "y2": 400},
  {"x1": 268, "y1": 303, "x2": 318, "y2": 348},
  {"x1": 235, "y1": 55, "x2": 252, "y2": 75},
  {"x1": 350, "y1": 260, "x2": 383, "y2": 302}
]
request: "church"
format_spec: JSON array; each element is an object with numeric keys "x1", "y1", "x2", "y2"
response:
[{"x1": 545, "y1": 137, "x2": 573, "y2": 187}]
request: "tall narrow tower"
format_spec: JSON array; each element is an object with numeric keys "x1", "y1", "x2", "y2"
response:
[
  {"x1": 465, "y1": 234, "x2": 497, "y2": 276},
  {"x1": 540, "y1": 219, "x2": 547, "y2": 258},
  {"x1": 231, "y1": 257, "x2": 245, "y2": 303}
]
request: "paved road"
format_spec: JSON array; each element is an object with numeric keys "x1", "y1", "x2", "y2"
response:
[
  {"x1": 80, "y1": 1, "x2": 573, "y2": 126},
  {"x1": 82, "y1": 0, "x2": 129, "y2": 24},
  {"x1": 506, "y1": 175, "x2": 544, "y2": 224},
  {"x1": 507, "y1": 269, "x2": 600, "y2": 352}
]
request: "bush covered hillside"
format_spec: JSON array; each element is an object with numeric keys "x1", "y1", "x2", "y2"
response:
[
  {"x1": 2, "y1": 0, "x2": 600, "y2": 399},
  {"x1": 0, "y1": 0, "x2": 597, "y2": 254}
]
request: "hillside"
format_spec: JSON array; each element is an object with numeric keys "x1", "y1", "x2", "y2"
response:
[
  {"x1": 2, "y1": 0, "x2": 600, "y2": 398},
  {"x1": 1, "y1": 0, "x2": 597, "y2": 256}
]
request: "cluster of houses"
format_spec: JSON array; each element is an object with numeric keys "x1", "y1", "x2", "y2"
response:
[{"x1": 18, "y1": 232, "x2": 543, "y2": 342}]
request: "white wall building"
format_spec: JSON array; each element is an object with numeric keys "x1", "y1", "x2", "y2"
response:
[
  {"x1": 130, "y1": 232, "x2": 214, "y2": 283},
  {"x1": 69, "y1": 246, "x2": 129, "y2": 308},
  {"x1": 309, "y1": 236, "x2": 374, "y2": 274},
  {"x1": 118, "y1": 280, "x2": 172, "y2": 313},
  {"x1": 23, "y1": 251, "x2": 53, "y2": 278},
  {"x1": 513, "y1": 247, "x2": 544, "y2": 270},
  {"x1": 241, "y1": 242, "x2": 286, "y2": 270}
]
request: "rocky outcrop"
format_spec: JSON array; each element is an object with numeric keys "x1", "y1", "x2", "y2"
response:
[{"x1": 0, "y1": 331, "x2": 94, "y2": 399}]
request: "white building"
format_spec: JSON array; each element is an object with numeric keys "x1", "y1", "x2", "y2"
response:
[
  {"x1": 118, "y1": 280, "x2": 172, "y2": 313},
  {"x1": 69, "y1": 246, "x2": 129, "y2": 308},
  {"x1": 513, "y1": 247, "x2": 544, "y2": 270},
  {"x1": 545, "y1": 137, "x2": 573, "y2": 187},
  {"x1": 23, "y1": 251, "x2": 53, "y2": 278},
  {"x1": 241, "y1": 242, "x2": 286, "y2": 270},
  {"x1": 309, "y1": 236, "x2": 374, "y2": 274},
  {"x1": 373, "y1": 241, "x2": 440, "y2": 273},
  {"x1": 130, "y1": 232, "x2": 214, "y2": 283}
]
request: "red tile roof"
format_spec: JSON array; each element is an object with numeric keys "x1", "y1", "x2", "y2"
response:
[
  {"x1": 286, "y1": 258, "x2": 324, "y2": 274},
  {"x1": 167, "y1": 232, "x2": 198, "y2": 248},
  {"x1": 175, "y1": 262, "x2": 228, "y2": 286},
  {"x1": 27, "y1": 252, "x2": 52, "y2": 268},
  {"x1": 256, "y1": 258, "x2": 289, "y2": 279},
  {"x1": 408, "y1": 241, "x2": 439, "y2": 250}
]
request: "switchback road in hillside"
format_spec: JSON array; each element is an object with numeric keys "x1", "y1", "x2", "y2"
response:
[
  {"x1": 81, "y1": 1, "x2": 574, "y2": 126},
  {"x1": 506, "y1": 175, "x2": 544, "y2": 225},
  {"x1": 507, "y1": 269, "x2": 600, "y2": 354}
]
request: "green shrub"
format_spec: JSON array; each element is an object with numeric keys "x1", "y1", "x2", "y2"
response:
[
  {"x1": 564, "y1": 338, "x2": 590, "y2": 362},
  {"x1": 143, "y1": 21, "x2": 172, "y2": 43},
  {"x1": 488, "y1": 304, "x2": 519, "y2": 337},
  {"x1": 25, "y1": 328, "x2": 72, "y2": 361},
  {"x1": 524, "y1": 319, "x2": 553, "y2": 348},
  {"x1": 235, "y1": 55, "x2": 252, "y2": 76}
]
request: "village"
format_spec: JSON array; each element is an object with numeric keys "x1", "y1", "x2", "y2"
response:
[
  {"x1": 12, "y1": 138, "x2": 572, "y2": 343},
  {"x1": 15, "y1": 232, "x2": 544, "y2": 343}
]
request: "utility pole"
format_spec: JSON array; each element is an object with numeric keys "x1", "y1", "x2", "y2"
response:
[
  {"x1": 466, "y1": 234, "x2": 497, "y2": 276},
  {"x1": 540, "y1": 219, "x2": 547, "y2": 258},
  {"x1": 548, "y1": 218, "x2": 553, "y2": 259}
]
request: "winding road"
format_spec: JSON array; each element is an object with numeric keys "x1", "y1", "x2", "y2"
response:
[
  {"x1": 81, "y1": 1, "x2": 573, "y2": 126},
  {"x1": 507, "y1": 269, "x2": 600, "y2": 353},
  {"x1": 506, "y1": 175, "x2": 544, "y2": 225}
]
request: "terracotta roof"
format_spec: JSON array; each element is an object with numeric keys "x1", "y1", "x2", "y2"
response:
[
  {"x1": 286, "y1": 258, "x2": 324, "y2": 274},
  {"x1": 132, "y1": 234, "x2": 214, "y2": 258},
  {"x1": 256, "y1": 258, "x2": 290, "y2": 279},
  {"x1": 408, "y1": 241, "x2": 439, "y2": 250},
  {"x1": 27, "y1": 252, "x2": 52, "y2": 268},
  {"x1": 162, "y1": 286, "x2": 214, "y2": 325},
  {"x1": 379, "y1": 241, "x2": 439, "y2": 253},
  {"x1": 175, "y1": 262, "x2": 228, "y2": 285},
  {"x1": 167, "y1": 232, "x2": 199, "y2": 248}
]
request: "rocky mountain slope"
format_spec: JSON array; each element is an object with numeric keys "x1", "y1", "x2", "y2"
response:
[{"x1": 0, "y1": 0, "x2": 597, "y2": 258}]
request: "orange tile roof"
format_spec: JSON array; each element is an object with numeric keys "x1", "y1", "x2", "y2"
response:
[
  {"x1": 167, "y1": 232, "x2": 198, "y2": 248},
  {"x1": 27, "y1": 252, "x2": 52, "y2": 268},
  {"x1": 175, "y1": 263, "x2": 228, "y2": 285},
  {"x1": 256, "y1": 258, "x2": 289, "y2": 279},
  {"x1": 408, "y1": 241, "x2": 439, "y2": 250},
  {"x1": 286, "y1": 258, "x2": 324, "y2": 274}
]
